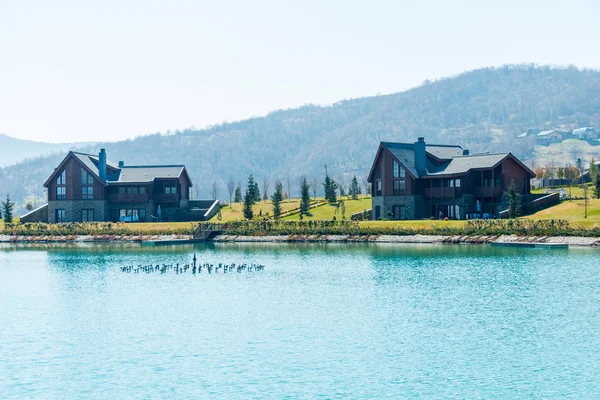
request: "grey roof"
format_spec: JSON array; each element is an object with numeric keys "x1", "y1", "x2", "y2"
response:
[
  {"x1": 71, "y1": 152, "x2": 185, "y2": 184},
  {"x1": 425, "y1": 153, "x2": 508, "y2": 176},
  {"x1": 378, "y1": 142, "x2": 526, "y2": 178},
  {"x1": 380, "y1": 142, "x2": 419, "y2": 177},
  {"x1": 426, "y1": 145, "x2": 463, "y2": 160},
  {"x1": 573, "y1": 127, "x2": 595, "y2": 135},
  {"x1": 108, "y1": 166, "x2": 185, "y2": 184}
]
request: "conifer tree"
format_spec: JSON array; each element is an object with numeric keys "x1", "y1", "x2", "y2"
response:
[
  {"x1": 253, "y1": 182, "x2": 261, "y2": 203},
  {"x1": 300, "y1": 177, "x2": 311, "y2": 215},
  {"x1": 247, "y1": 175, "x2": 256, "y2": 202},
  {"x1": 349, "y1": 175, "x2": 360, "y2": 200},
  {"x1": 590, "y1": 158, "x2": 599, "y2": 198},
  {"x1": 234, "y1": 185, "x2": 242, "y2": 203},
  {"x1": 271, "y1": 180, "x2": 284, "y2": 218},
  {"x1": 323, "y1": 174, "x2": 338, "y2": 203},
  {"x1": 505, "y1": 179, "x2": 521, "y2": 219},
  {"x1": 243, "y1": 189, "x2": 253, "y2": 220},
  {"x1": 2, "y1": 194, "x2": 15, "y2": 224}
]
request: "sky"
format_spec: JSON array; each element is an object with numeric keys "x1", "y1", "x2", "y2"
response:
[{"x1": 1, "y1": 0, "x2": 599, "y2": 144}]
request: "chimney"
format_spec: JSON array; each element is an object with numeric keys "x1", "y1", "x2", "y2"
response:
[
  {"x1": 99, "y1": 149, "x2": 107, "y2": 182},
  {"x1": 463, "y1": 149, "x2": 470, "y2": 156},
  {"x1": 118, "y1": 161, "x2": 124, "y2": 168},
  {"x1": 414, "y1": 137, "x2": 426, "y2": 175}
]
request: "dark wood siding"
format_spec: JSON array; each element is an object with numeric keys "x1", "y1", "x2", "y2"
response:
[
  {"x1": 371, "y1": 148, "x2": 413, "y2": 196},
  {"x1": 47, "y1": 155, "x2": 105, "y2": 201}
]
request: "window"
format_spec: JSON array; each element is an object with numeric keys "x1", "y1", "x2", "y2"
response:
[
  {"x1": 81, "y1": 186, "x2": 94, "y2": 200},
  {"x1": 55, "y1": 209, "x2": 66, "y2": 222},
  {"x1": 56, "y1": 170, "x2": 66, "y2": 185},
  {"x1": 455, "y1": 178, "x2": 461, "y2": 188},
  {"x1": 81, "y1": 209, "x2": 94, "y2": 222},
  {"x1": 119, "y1": 186, "x2": 126, "y2": 194},
  {"x1": 393, "y1": 161, "x2": 406, "y2": 179},
  {"x1": 81, "y1": 168, "x2": 94, "y2": 185},
  {"x1": 393, "y1": 205, "x2": 405, "y2": 220},
  {"x1": 132, "y1": 187, "x2": 139, "y2": 194},
  {"x1": 393, "y1": 180, "x2": 406, "y2": 195},
  {"x1": 139, "y1": 186, "x2": 145, "y2": 194},
  {"x1": 375, "y1": 180, "x2": 382, "y2": 196},
  {"x1": 56, "y1": 186, "x2": 66, "y2": 200},
  {"x1": 521, "y1": 178, "x2": 527, "y2": 193},
  {"x1": 118, "y1": 208, "x2": 145, "y2": 222},
  {"x1": 165, "y1": 185, "x2": 177, "y2": 195}
]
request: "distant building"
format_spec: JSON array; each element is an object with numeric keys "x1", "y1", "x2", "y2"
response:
[
  {"x1": 535, "y1": 130, "x2": 563, "y2": 145},
  {"x1": 572, "y1": 127, "x2": 598, "y2": 140},
  {"x1": 367, "y1": 138, "x2": 535, "y2": 220},
  {"x1": 21, "y1": 150, "x2": 219, "y2": 223},
  {"x1": 517, "y1": 128, "x2": 540, "y2": 138}
]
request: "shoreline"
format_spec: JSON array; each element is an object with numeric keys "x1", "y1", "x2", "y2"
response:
[{"x1": 2, "y1": 233, "x2": 599, "y2": 247}]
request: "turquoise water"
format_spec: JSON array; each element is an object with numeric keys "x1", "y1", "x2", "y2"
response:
[{"x1": 1, "y1": 243, "x2": 599, "y2": 399}]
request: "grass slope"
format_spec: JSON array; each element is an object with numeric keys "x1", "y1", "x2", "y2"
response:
[{"x1": 527, "y1": 199, "x2": 600, "y2": 229}]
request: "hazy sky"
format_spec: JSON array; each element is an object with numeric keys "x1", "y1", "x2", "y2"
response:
[{"x1": 1, "y1": 0, "x2": 599, "y2": 143}]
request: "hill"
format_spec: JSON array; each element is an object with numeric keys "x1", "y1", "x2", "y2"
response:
[
  {"x1": 2, "y1": 64, "x2": 600, "y2": 213},
  {"x1": 0, "y1": 134, "x2": 91, "y2": 167}
]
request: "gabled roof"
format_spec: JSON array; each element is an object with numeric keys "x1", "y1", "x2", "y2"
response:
[
  {"x1": 537, "y1": 130, "x2": 560, "y2": 136},
  {"x1": 573, "y1": 127, "x2": 596, "y2": 135},
  {"x1": 108, "y1": 165, "x2": 188, "y2": 184},
  {"x1": 380, "y1": 142, "x2": 419, "y2": 178},
  {"x1": 44, "y1": 151, "x2": 193, "y2": 187}
]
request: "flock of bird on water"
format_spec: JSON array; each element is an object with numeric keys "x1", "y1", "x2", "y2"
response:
[{"x1": 120, "y1": 253, "x2": 265, "y2": 275}]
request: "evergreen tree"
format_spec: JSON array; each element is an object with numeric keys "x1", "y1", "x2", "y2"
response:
[
  {"x1": 589, "y1": 158, "x2": 599, "y2": 198},
  {"x1": 243, "y1": 189, "x2": 254, "y2": 220},
  {"x1": 234, "y1": 185, "x2": 242, "y2": 203},
  {"x1": 253, "y1": 182, "x2": 261, "y2": 203},
  {"x1": 323, "y1": 174, "x2": 338, "y2": 203},
  {"x1": 271, "y1": 180, "x2": 284, "y2": 218},
  {"x1": 300, "y1": 177, "x2": 311, "y2": 215},
  {"x1": 349, "y1": 175, "x2": 360, "y2": 200},
  {"x1": 247, "y1": 175, "x2": 256, "y2": 202},
  {"x1": 505, "y1": 179, "x2": 521, "y2": 219},
  {"x1": 2, "y1": 194, "x2": 15, "y2": 224}
]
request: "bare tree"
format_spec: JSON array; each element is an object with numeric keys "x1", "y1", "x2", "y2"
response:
[
  {"x1": 227, "y1": 178, "x2": 235, "y2": 205},
  {"x1": 194, "y1": 187, "x2": 200, "y2": 200},
  {"x1": 262, "y1": 176, "x2": 270, "y2": 202},
  {"x1": 362, "y1": 176, "x2": 370, "y2": 196},
  {"x1": 286, "y1": 174, "x2": 292, "y2": 201},
  {"x1": 211, "y1": 180, "x2": 220, "y2": 200},
  {"x1": 310, "y1": 177, "x2": 319, "y2": 199},
  {"x1": 337, "y1": 175, "x2": 347, "y2": 197}
]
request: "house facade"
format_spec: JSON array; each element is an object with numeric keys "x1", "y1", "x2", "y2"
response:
[
  {"x1": 535, "y1": 130, "x2": 564, "y2": 145},
  {"x1": 572, "y1": 127, "x2": 598, "y2": 140},
  {"x1": 367, "y1": 138, "x2": 535, "y2": 220},
  {"x1": 36, "y1": 150, "x2": 218, "y2": 223}
]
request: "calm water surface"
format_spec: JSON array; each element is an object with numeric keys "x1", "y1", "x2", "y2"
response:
[{"x1": 1, "y1": 242, "x2": 599, "y2": 398}]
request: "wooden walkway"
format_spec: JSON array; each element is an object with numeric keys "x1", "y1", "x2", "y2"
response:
[{"x1": 193, "y1": 222, "x2": 231, "y2": 240}]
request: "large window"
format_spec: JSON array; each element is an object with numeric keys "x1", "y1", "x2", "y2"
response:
[
  {"x1": 55, "y1": 209, "x2": 66, "y2": 222},
  {"x1": 81, "y1": 168, "x2": 94, "y2": 185},
  {"x1": 56, "y1": 170, "x2": 66, "y2": 185},
  {"x1": 81, "y1": 186, "x2": 94, "y2": 200},
  {"x1": 56, "y1": 186, "x2": 66, "y2": 200},
  {"x1": 119, "y1": 186, "x2": 126, "y2": 194},
  {"x1": 118, "y1": 208, "x2": 146, "y2": 222},
  {"x1": 139, "y1": 186, "x2": 145, "y2": 194},
  {"x1": 393, "y1": 205, "x2": 405, "y2": 220},
  {"x1": 81, "y1": 209, "x2": 94, "y2": 222},
  {"x1": 393, "y1": 161, "x2": 406, "y2": 179},
  {"x1": 393, "y1": 180, "x2": 406, "y2": 195}
]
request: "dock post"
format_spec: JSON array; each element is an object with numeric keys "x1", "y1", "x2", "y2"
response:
[{"x1": 193, "y1": 253, "x2": 197, "y2": 269}]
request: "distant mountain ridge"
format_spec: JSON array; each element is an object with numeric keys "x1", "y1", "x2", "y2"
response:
[
  {"x1": 0, "y1": 134, "x2": 91, "y2": 167},
  {"x1": 2, "y1": 64, "x2": 600, "y2": 213}
]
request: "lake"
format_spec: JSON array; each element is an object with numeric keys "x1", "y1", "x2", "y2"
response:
[{"x1": 1, "y1": 243, "x2": 599, "y2": 398}]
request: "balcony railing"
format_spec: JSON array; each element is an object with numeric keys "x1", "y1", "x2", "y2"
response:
[{"x1": 153, "y1": 194, "x2": 179, "y2": 204}]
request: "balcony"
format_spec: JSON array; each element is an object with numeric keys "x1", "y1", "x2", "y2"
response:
[
  {"x1": 153, "y1": 194, "x2": 179, "y2": 204},
  {"x1": 474, "y1": 186, "x2": 502, "y2": 197},
  {"x1": 425, "y1": 187, "x2": 463, "y2": 198},
  {"x1": 107, "y1": 193, "x2": 148, "y2": 204}
]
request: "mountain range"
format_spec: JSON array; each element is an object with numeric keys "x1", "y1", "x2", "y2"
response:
[{"x1": 2, "y1": 64, "x2": 600, "y2": 213}]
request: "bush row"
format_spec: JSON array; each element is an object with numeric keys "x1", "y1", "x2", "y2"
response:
[{"x1": 1, "y1": 222, "x2": 195, "y2": 236}]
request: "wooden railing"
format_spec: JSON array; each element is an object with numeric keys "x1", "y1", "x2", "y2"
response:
[
  {"x1": 425, "y1": 187, "x2": 463, "y2": 198},
  {"x1": 474, "y1": 187, "x2": 502, "y2": 197},
  {"x1": 193, "y1": 222, "x2": 231, "y2": 239}
]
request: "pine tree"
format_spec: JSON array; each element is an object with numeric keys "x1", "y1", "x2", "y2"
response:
[
  {"x1": 271, "y1": 180, "x2": 284, "y2": 218},
  {"x1": 349, "y1": 175, "x2": 360, "y2": 200},
  {"x1": 243, "y1": 189, "x2": 254, "y2": 220},
  {"x1": 234, "y1": 186, "x2": 242, "y2": 203},
  {"x1": 2, "y1": 194, "x2": 15, "y2": 224},
  {"x1": 253, "y1": 182, "x2": 261, "y2": 203},
  {"x1": 505, "y1": 179, "x2": 521, "y2": 219},
  {"x1": 323, "y1": 174, "x2": 338, "y2": 203},
  {"x1": 247, "y1": 175, "x2": 256, "y2": 203},
  {"x1": 300, "y1": 178, "x2": 311, "y2": 215}
]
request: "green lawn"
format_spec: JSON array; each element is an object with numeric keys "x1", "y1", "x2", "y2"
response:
[
  {"x1": 359, "y1": 219, "x2": 466, "y2": 230},
  {"x1": 532, "y1": 185, "x2": 592, "y2": 198},
  {"x1": 283, "y1": 197, "x2": 371, "y2": 221},
  {"x1": 214, "y1": 198, "x2": 306, "y2": 222},
  {"x1": 527, "y1": 198, "x2": 600, "y2": 229}
]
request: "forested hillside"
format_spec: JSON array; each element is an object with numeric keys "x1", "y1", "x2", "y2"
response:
[
  {"x1": 2, "y1": 64, "x2": 600, "y2": 213},
  {"x1": 0, "y1": 134, "x2": 91, "y2": 167}
]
